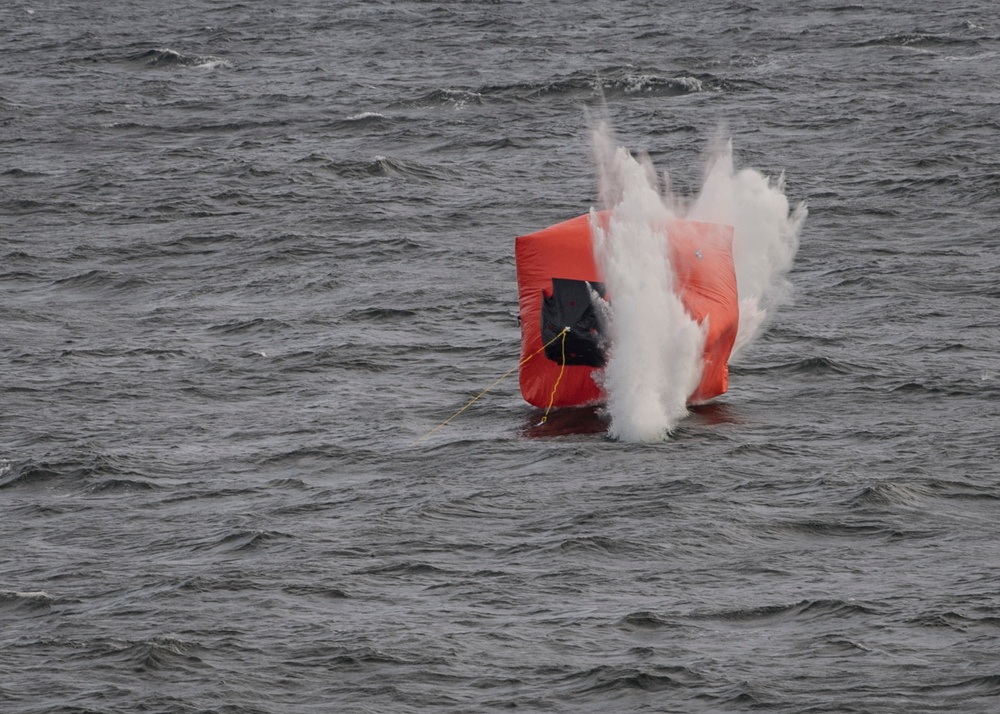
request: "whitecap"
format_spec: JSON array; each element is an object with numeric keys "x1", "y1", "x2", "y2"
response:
[
  {"x1": 194, "y1": 56, "x2": 233, "y2": 70},
  {"x1": 348, "y1": 111, "x2": 385, "y2": 120}
]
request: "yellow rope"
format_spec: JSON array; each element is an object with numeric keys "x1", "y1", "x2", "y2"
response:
[
  {"x1": 538, "y1": 328, "x2": 568, "y2": 425},
  {"x1": 411, "y1": 327, "x2": 569, "y2": 445}
]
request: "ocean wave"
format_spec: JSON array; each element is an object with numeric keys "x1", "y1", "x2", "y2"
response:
[
  {"x1": 128, "y1": 48, "x2": 232, "y2": 70},
  {"x1": 696, "y1": 598, "x2": 879, "y2": 626},
  {"x1": 205, "y1": 317, "x2": 292, "y2": 335},
  {"x1": 556, "y1": 663, "x2": 706, "y2": 696},
  {"x1": 323, "y1": 155, "x2": 458, "y2": 181},
  {"x1": 392, "y1": 68, "x2": 743, "y2": 110},
  {"x1": 617, "y1": 610, "x2": 683, "y2": 631},
  {"x1": 0, "y1": 95, "x2": 26, "y2": 109},
  {"x1": 552, "y1": 535, "x2": 639, "y2": 556},
  {"x1": 331, "y1": 236, "x2": 427, "y2": 258},
  {"x1": 886, "y1": 374, "x2": 993, "y2": 398},
  {"x1": 482, "y1": 69, "x2": 738, "y2": 102},
  {"x1": 283, "y1": 584, "x2": 349, "y2": 600},
  {"x1": 343, "y1": 111, "x2": 390, "y2": 124},
  {"x1": 0, "y1": 269, "x2": 41, "y2": 283},
  {"x1": 856, "y1": 32, "x2": 975, "y2": 49},
  {"x1": 84, "y1": 478, "x2": 158, "y2": 494},
  {"x1": 0, "y1": 460, "x2": 81, "y2": 489},
  {"x1": 728, "y1": 441, "x2": 805, "y2": 457},
  {"x1": 2, "y1": 167, "x2": 49, "y2": 178},
  {"x1": 256, "y1": 444, "x2": 371, "y2": 467},
  {"x1": 196, "y1": 529, "x2": 294, "y2": 553},
  {"x1": 299, "y1": 645, "x2": 436, "y2": 668},
  {"x1": 0, "y1": 590, "x2": 55, "y2": 613},
  {"x1": 906, "y1": 609, "x2": 1000, "y2": 632},
  {"x1": 770, "y1": 518, "x2": 939, "y2": 542},
  {"x1": 393, "y1": 87, "x2": 484, "y2": 109},
  {"x1": 57, "y1": 347, "x2": 188, "y2": 361},
  {"x1": 847, "y1": 481, "x2": 932, "y2": 509},
  {"x1": 96, "y1": 635, "x2": 209, "y2": 673},
  {"x1": 160, "y1": 232, "x2": 237, "y2": 253},
  {"x1": 355, "y1": 561, "x2": 455, "y2": 577},
  {"x1": 50, "y1": 269, "x2": 150, "y2": 292},
  {"x1": 341, "y1": 306, "x2": 419, "y2": 322},
  {"x1": 732, "y1": 355, "x2": 856, "y2": 376},
  {"x1": 0, "y1": 198, "x2": 55, "y2": 215},
  {"x1": 917, "y1": 674, "x2": 1000, "y2": 697},
  {"x1": 0, "y1": 455, "x2": 138, "y2": 490}
]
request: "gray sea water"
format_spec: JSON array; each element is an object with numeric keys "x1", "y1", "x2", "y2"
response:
[{"x1": 3, "y1": 1, "x2": 1000, "y2": 712}]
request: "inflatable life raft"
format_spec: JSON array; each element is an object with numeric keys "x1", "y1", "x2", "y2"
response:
[{"x1": 515, "y1": 212, "x2": 739, "y2": 408}]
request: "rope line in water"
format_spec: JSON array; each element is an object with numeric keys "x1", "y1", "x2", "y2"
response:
[{"x1": 412, "y1": 327, "x2": 569, "y2": 445}]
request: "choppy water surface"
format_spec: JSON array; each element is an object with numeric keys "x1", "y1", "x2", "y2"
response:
[{"x1": 3, "y1": 1, "x2": 1000, "y2": 712}]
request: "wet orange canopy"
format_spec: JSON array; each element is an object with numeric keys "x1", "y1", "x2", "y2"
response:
[{"x1": 515, "y1": 213, "x2": 739, "y2": 408}]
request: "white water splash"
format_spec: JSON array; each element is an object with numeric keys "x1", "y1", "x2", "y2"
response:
[
  {"x1": 590, "y1": 124, "x2": 806, "y2": 442},
  {"x1": 590, "y1": 130, "x2": 704, "y2": 442},
  {"x1": 689, "y1": 136, "x2": 806, "y2": 359}
]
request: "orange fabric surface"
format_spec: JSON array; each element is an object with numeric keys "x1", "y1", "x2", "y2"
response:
[
  {"x1": 515, "y1": 214, "x2": 605, "y2": 408},
  {"x1": 515, "y1": 213, "x2": 738, "y2": 408},
  {"x1": 667, "y1": 219, "x2": 738, "y2": 403}
]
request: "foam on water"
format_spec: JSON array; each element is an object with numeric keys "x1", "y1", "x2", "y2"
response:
[{"x1": 590, "y1": 124, "x2": 806, "y2": 442}]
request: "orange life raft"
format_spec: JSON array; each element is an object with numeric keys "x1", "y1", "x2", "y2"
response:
[{"x1": 515, "y1": 213, "x2": 739, "y2": 408}]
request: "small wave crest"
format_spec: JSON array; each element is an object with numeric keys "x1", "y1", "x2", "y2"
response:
[
  {"x1": 298, "y1": 154, "x2": 456, "y2": 181},
  {"x1": 557, "y1": 663, "x2": 706, "y2": 696},
  {"x1": 196, "y1": 529, "x2": 294, "y2": 553},
  {"x1": 344, "y1": 111, "x2": 389, "y2": 124},
  {"x1": 392, "y1": 68, "x2": 740, "y2": 111},
  {"x1": 128, "y1": 48, "x2": 232, "y2": 70},
  {"x1": 0, "y1": 455, "x2": 140, "y2": 490},
  {"x1": 1, "y1": 460, "x2": 83, "y2": 489},
  {"x1": 2, "y1": 167, "x2": 48, "y2": 178},
  {"x1": 856, "y1": 33, "x2": 974, "y2": 49},
  {"x1": 848, "y1": 481, "x2": 932, "y2": 509},
  {"x1": 50, "y1": 268, "x2": 150, "y2": 292},
  {"x1": 480, "y1": 68, "x2": 743, "y2": 103},
  {"x1": 918, "y1": 674, "x2": 1000, "y2": 698},
  {"x1": 697, "y1": 598, "x2": 878, "y2": 626},
  {"x1": 617, "y1": 610, "x2": 682, "y2": 631},
  {"x1": 394, "y1": 87, "x2": 484, "y2": 109},
  {"x1": 206, "y1": 317, "x2": 292, "y2": 336},
  {"x1": 0, "y1": 589, "x2": 55, "y2": 613},
  {"x1": 733, "y1": 355, "x2": 854, "y2": 376},
  {"x1": 85, "y1": 478, "x2": 158, "y2": 494},
  {"x1": 93, "y1": 635, "x2": 208, "y2": 673}
]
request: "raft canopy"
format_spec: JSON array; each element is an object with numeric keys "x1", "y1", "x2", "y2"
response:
[{"x1": 515, "y1": 213, "x2": 739, "y2": 409}]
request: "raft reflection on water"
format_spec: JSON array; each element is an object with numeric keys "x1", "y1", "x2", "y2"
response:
[{"x1": 521, "y1": 402, "x2": 740, "y2": 438}]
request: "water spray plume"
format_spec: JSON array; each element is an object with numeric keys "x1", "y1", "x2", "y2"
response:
[
  {"x1": 590, "y1": 127, "x2": 704, "y2": 442},
  {"x1": 590, "y1": 123, "x2": 806, "y2": 442}
]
